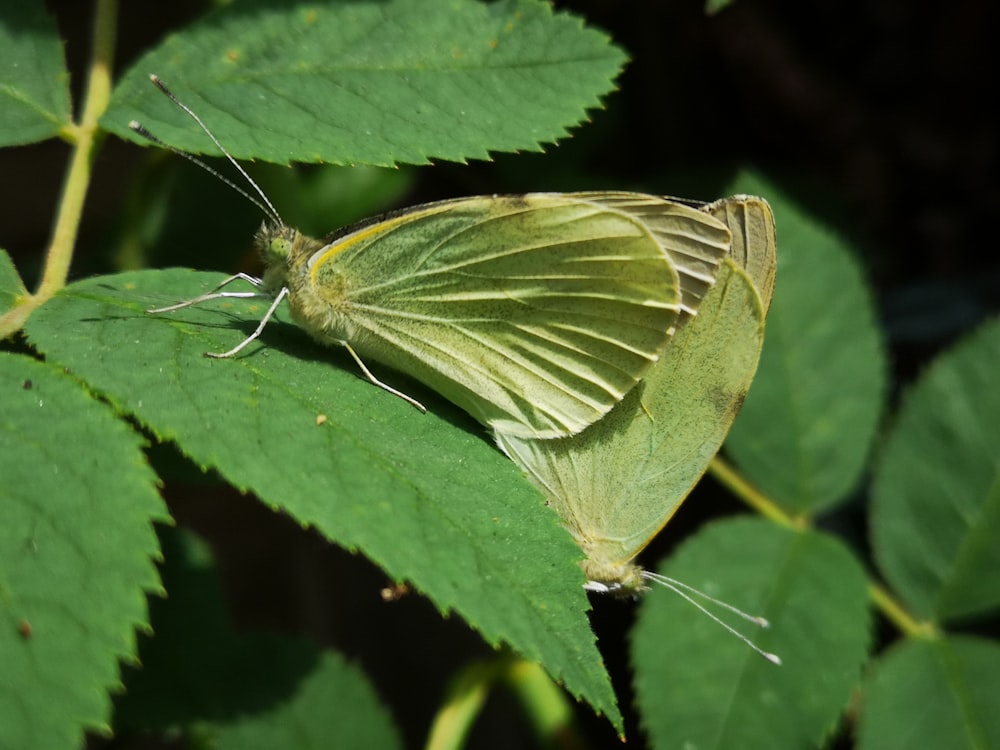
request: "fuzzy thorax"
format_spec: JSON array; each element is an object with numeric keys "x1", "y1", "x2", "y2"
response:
[{"x1": 258, "y1": 222, "x2": 361, "y2": 348}]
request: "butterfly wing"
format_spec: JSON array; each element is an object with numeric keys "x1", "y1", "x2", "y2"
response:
[
  {"x1": 496, "y1": 196, "x2": 776, "y2": 587},
  {"x1": 301, "y1": 193, "x2": 732, "y2": 438},
  {"x1": 565, "y1": 191, "x2": 733, "y2": 320},
  {"x1": 497, "y1": 259, "x2": 767, "y2": 585},
  {"x1": 702, "y1": 195, "x2": 777, "y2": 312}
]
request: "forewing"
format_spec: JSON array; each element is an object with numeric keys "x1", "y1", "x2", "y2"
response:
[
  {"x1": 702, "y1": 195, "x2": 777, "y2": 311},
  {"x1": 565, "y1": 192, "x2": 732, "y2": 320},
  {"x1": 313, "y1": 194, "x2": 728, "y2": 438}
]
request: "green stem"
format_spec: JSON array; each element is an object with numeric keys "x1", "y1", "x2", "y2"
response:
[
  {"x1": 0, "y1": 0, "x2": 117, "y2": 339},
  {"x1": 869, "y1": 580, "x2": 937, "y2": 638},
  {"x1": 503, "y1": 659, "x2": 587, "y2": 748},
  {"x1": 37, "y1": 0, "x2": 117, "y2": 297},
  {"x1": 425, "y1": 655, "x2": 586, "y2": 750},
  {"x1": 425, "y1": 658, "x2": 503, "y2": 750},
  {"x1": 708, "y1": 455, "x2": 801, "y2": 528},
  {"x1": 711, "y1": 456, "x2": 935, "y2": 639}
]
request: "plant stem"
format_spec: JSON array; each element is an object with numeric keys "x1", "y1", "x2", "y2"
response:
[
  {"x1": 425, "y1": 654, "x2": 587, "y2": 750},
  {"x1": 37, "y1": 0, "x2": 117, "y2": 299},
  {"x1": 504, "y1": 659, "x2": 587, "y2": 747},
  {"x1": 425, "y1": 658, "x2": 500, "y2": 750},
  {"x1": 0, "y1": 0, "x2": 117, "y2": 340},
  {"x1": 869, "y1": 580, "x2": 936, "y2": 638},
  {"x1": 711, "y1": 457, "x2": 935, "y2": 639},
  {"x1": 708, "y1": 455, "x2": 802, "y2": 528}
]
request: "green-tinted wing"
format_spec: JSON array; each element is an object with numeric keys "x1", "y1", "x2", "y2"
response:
[
  {"x1": 565, "y1": 191, "x2": 731, "y2": 321},
  {"x1": 312, "y1": 194, "x2": 731, "y2": 438},
  {"x1": 702, "y1": 195, "x2": 777, "y2": 311},
  {"x1": 497, "y1": 259, "x2": 766, "y2": 585}
]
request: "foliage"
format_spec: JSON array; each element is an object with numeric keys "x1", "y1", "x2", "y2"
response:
[{"x1": 1, "y1": 1, "x2": 997, "y2": 748}]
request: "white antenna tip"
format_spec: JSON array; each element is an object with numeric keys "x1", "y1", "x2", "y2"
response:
[
  {"x1": 640, "y1": 570, "x2": 781, "y2": 664},
  {"x1": 149, "y1": 73, "x2": 160, "y2": 84}
]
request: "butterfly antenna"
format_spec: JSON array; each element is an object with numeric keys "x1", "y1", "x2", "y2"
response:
[
  {"x1": 128, "y1": 74, "x2": 284, "y2": 227},
  {"x1": 642, "y1": 570, "x2": 782, "y2": 665}
]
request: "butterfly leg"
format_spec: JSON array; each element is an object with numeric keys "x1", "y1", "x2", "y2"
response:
[
  {"x1": 342, "y1": 342, "x2": 427, "y2": 413},
  {"x1": 147, "y1": 273, "x2": 266, "y2": 313},
  {"x1": 205, "y1": 286, "x2": 289, "y2": 358}
]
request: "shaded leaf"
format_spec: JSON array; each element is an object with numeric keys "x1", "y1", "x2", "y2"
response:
[
  {"x1": 208, "y1": 650, "x2": 403, "y2": 750},
  {"x1": 705, "y1": 0, "x2": 736, "y2": 14},
  {"x1": 0, "y1": 248, "x2": 28, "y2": 313},
  {"x1": 0, "y1": 1, "x2": 71, "y2": 146},
  {"x1": 115, "y1": 530, "x2": 317, "y2": 729},
  {"x1": 116, "y1": 530, "x2": 402, "y2": 750},
  {"x1": 632, "y1": 518, "x2": 871, "y2": 750},
  {"x1": 725, "y1": 178, "x2": 887, "y2": 512},
  {"x1": 871, "y1": 316, "x2": 1000, "y2": 621},
  {"x1": 858, "y1": 635, "x2": 1000, "y2": 750}
]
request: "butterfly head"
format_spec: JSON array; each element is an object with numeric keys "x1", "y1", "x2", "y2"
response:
[
  {"x1": 256, "y1": 221, "x2": 293, "y2": 260},
  {"x1": 256, "y1": 222, "x2": 300, "y2": 293}
]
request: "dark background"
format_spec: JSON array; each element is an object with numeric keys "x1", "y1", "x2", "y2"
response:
[{"x1": 5, "y1": 1, "x2": 997, "y2": 747}]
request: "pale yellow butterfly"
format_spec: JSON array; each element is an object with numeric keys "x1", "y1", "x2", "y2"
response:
[
  {"x1": 134, "y1": 76, "x2": 735, "y2": 439},
  {"x1": 495, "y1": 195, "x2": 777, "y2": 590}
]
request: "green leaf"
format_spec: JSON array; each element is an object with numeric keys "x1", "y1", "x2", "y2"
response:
[
  {"x1": 22, "y1": 269, "x2": 622, "y2": 730},
  {"x1": 116, "y1": 529, "x2": 402, "y2": 750},
  {"x1": 103, "y1": 0, "x2": 627, "y2": 166},
  {"x1": 0, "y1": 248, "x2": 28, "y2": 313},
  {"x1": 871, "y1": 316, "x2": 1000, "y2": 622},
  {"x1": 632, "y1": 518, "x2": 871, "y2": 750},
  {"x1": 858, "y1": 635, "x2": 1000, "y2": 750},
  {"x1": 725, "y1": 178, "x2": 887, "y2": 512},
  {"x1": 0, "y1": 352, "x2": 167, "y2": 750},
  {"x1": 705, "y1": 0, "x2": 736, "y2": 15},
  {"x1": 0, "y1": 1, "x2": 71, "y2": 146},
  {"x1": 115, "y1": 529, "x2": 315, "y2": 729},
  {"x1": 208, "y1": 650, "x2": 403, "y2": 750}
]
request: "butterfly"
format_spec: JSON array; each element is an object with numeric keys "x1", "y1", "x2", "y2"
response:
[
  {"x1": 136, "y1": 77, "x2": 736, "y2": 439},
  {"x1": 495, "y1": 196, "x2": 778, "y2": 589}
]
